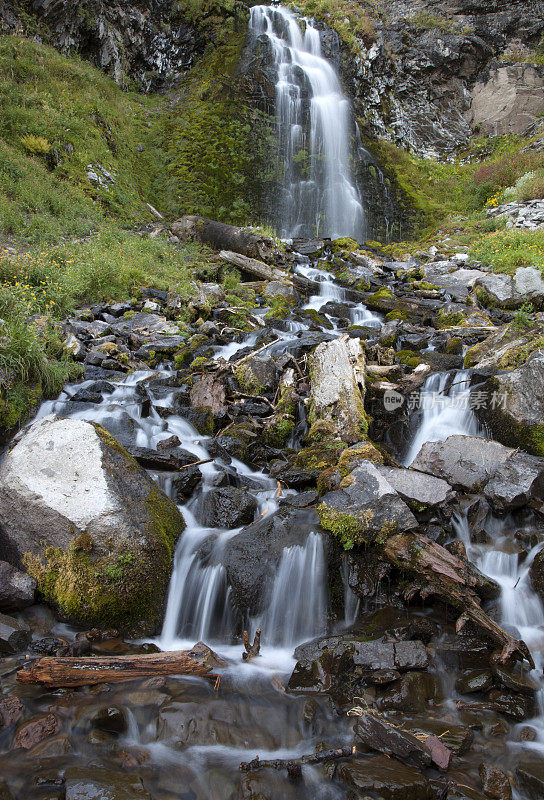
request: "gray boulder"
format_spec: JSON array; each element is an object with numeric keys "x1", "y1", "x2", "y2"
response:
[
  {"x1": 411, "y1": 435, "x2": 511, "y2": 490},
  {"x1": 0, "y1": 415, "x2": 184, "y2": 634},
  {"x1": 220, "y1": 507, "x2": 326, "y2": 615},
  {"x1": 476, "y1": 267, "x2": 544, "y2": 310},
  {"x1": 484, "y1": 351, "x2": 544, "y2": 457},
  {"x1": 0, "y1": 562, "x2": 36, "y2": 612},
  {"x1": 376, "y1": 466, "x2": 453, "y2": 508},
  {"x1": 317, "y1": 461, "x2": 418, "y2": 548},
  {"x1": 412, "y1": 434, "x2": 544, "y2": 510}
]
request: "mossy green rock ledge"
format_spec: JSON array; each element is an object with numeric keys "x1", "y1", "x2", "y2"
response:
[
  {"x1": 0, "y1": 415, "x2": 185, "y2": 635},
  {"x1": 317, "y1": 461, "x2": 418, "y2": 550}
]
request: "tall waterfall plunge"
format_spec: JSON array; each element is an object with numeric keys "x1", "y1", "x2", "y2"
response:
[{"x1": 249, "y1": 5, "x2": 366, "y2": 241}]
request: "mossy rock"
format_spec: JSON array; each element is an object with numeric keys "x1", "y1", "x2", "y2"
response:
[
  {"x1": 330, "y1": 237, "x2": 359, "y2": 253},
  {"x1": 0, "y1": 416, "x2": 185, "y2": 635},
  {"x1": 263, "y1": 413, "x2": 295, "y2": 448},
  {"x1": 296, "y1": 441, "x2": 346, "y2": 471},
  {"x1": 338, "y1": 443, "x2": 384, "y2": 477}
]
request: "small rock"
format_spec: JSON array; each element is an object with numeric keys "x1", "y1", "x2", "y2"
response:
[
  {"x1": 14, "y1": 712, "x2": 61, "y2": 750},
  {"x1": 0, "y1": 613, "x2": 31, "y2": 654},
  {"x1": 479, "y1": 762, "x2": 512, "y2": 800},
  {"x1": 0, "y1": 561, "x2": 36, "y2": 612}
]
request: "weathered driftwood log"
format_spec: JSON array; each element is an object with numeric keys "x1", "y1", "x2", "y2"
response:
[
  {"x1": 239, "y1": 746, "x2": 357, "y2": 774},
  {"x1": 383, "y1": 533, "x2": 535, "y2": 668},
  {"x1": 171, "y1": 215, "x2": 289, "y2": 265},
  {"x1": 354, "y1": 712, "x2": 451, "y2": 771},
  {"x1": 17, "y1": 643, "x2": 226, "y2": 687},
  {"x1": 219, "y1": 250, "x2": 287, "y2": 282}
]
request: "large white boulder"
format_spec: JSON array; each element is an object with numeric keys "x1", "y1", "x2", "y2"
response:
[{"x1": 0, "y1": 415, "x2": 184, "y2": 633}]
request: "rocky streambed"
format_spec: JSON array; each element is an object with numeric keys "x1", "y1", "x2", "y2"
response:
[{"x1": 2, "y1": 231, "x2": 544, "y2": 798}]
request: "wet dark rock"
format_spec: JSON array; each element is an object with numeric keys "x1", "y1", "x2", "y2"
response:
[
  {"x1": 69, "y1": 380, "x2": 115, "y2": 403},
  {"x1": 289, "y1": 634, "x2": 429, "y2": 695},
  {"x1": 14, "y1": 713, "x2": 61, "y2": 750},
  {"x1": 485, "y1": 690, "x2": 534, "y2": 721},
  {"x1": 479, "y1": 762, "x2": 512, "y2": 800},
  {"x1": 90, "y1": 706, "x2": 127, "y2": 735},
  {"x1": 516, "y1": 758, "x2": 544, "y2": 800},
  {"x1": 402, "y1": 716, "x2": 474, "y2": 756},
  {"x1": 318, "y1": 460, "x2": 418, "y2": 547},
  {"x1": 436, "y1": 633, "x2": 492, "y2": 670},
  {"x1": 64, "y1": 767, "x2": 152, "y2": 800},
  {"x1": 354, "y1": 607, "x2": 439, "y2": 646},
  {"x1": 456, "y1": 669, "x2": 494, "y2": 694},
  {"x1": 0, "y1": 562, "x2": 36, "y2": 612},
  {"x1": 221, "y1": 508, "x2": 326, "y2": 614},
  {"x1": 171, "y1": 465, "x2": 202, "y2": 502},
  {"x1": 97, "y1": 409, "x2": 145, "y2": 447},
  {"x1": 0, "y1": 613, "x2": 31, "y2": 655},
  {"x1": 377, "y1": 671, "x2": 439, "y2": 713},
  {"x1": 519, "y1": 726, "x2": 537, "y2": 742},
  {"x1": 530, "y1": 550, "x2": 544, "y2": 603},
  {"x1": 354, "y1": 713, "x2": 433, "y2": 769},
  {"x1": 484, "y1": 451, "x2": 544, "y2": 511},
  {"x1": 345, "y1": 550, "x2": 391, "y2": 599},
  {"x1": 492, "y1": 663, "x2": 540, "y2": 695},
  {"x1": 280, "y1": 490, "x2": 319, "y2": 508},
  {"x1": 125, "y1": 445, "x2": 197, "y2": 470},
  {"x1": 29, "y1": 636, "x2": 68, "y2": 656},
  {"x1": 337, "y1": 755, "x2": 433, "y2": 800},
  {"x1": 0, "y1": 697, "x2": 24, "y2": 727},
  {"x1": 174, "y1": 405, "x2": 214, "y2": 435},
  {"x1": 197, "y1": 486, "x2": 258, "y2": 528}
]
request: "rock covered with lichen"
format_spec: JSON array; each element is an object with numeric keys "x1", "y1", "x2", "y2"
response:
[{"x1": 0, "y1": 414, "x2": 185, "y2": 634}]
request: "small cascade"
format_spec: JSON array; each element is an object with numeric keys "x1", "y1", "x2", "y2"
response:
[
  {"x1": 341, "y1": 559, "x2": 360, "y2": 628},
  {"x1": 257, "y1": 532, "x2": 327, "y2": 647},
  {"x1": 403, "y1": 370, "x2": 482, "y2": 465},
  {"x1": 249, "y1": 5, "x2": 365, "y2": 240},
  {"x1": 453, "y1": 511, "x2": 544, "y2": 748}
]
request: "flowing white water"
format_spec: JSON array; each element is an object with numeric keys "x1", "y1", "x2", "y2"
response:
[
  {"x1": 249, "y1": 5, "x2": 365, "y2": 240},
  {"x1": 403, "y1": 369, "x2": 482, "y2": 465},
  {"x1": 256, "y1": 531, "x2": 327, "y2": 647},
  {"x1": 454, "y1": 512, "x2": 544, "y2": 758}
]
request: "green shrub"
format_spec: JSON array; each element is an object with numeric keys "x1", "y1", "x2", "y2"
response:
[{"x1": 20, "y1": 134, "x2": 51, "y2": 155}]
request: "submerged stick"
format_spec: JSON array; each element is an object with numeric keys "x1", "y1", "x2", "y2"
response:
[{"x1": 239, "y1": 746, "x2": 358, "y2": 773}]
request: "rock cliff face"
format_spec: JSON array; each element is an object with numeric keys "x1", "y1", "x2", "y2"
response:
[
  {"x1": 344, "y1": 0, "x2": 544, "y2": 156},
  {"x1": 1, "y1": 0, "x2": 208, "y2": 90}
]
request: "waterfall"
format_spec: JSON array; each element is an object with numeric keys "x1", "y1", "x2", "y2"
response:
[
  {"x1": 257, "y1": 532, "x2": 327, "y2": 647},
  {"x1": 249, "y1": 5, "x2": 366, "y2": 241},
  {"x1": 403, "y1": 370, "x2": 482, "y2": 465}
]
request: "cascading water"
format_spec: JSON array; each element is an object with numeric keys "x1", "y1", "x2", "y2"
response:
[
  {"x1": 403, "y1": 369, "x2": 482, "y2": 465},
  {"x1": 256, "y1": 531, "x2": 327, "y2": 647},
  {"x1": 249, "y1": 5, "x2": 365, "y2": 240}
]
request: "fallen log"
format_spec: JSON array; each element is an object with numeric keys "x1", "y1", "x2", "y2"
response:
[
  {"x1": 171, "y1": 215, "x2": 290, "y2": 266},
  {"x1": 219, "y1": 250, "x2": 288, "y2": 282},
  {"x1": 17, "y1": 643, "x2": 226, "y2": 687},
  {"x1": 239, "y1": 746, "x2": 358, "y2": 774},
  {"x1": 383, "y1": 533, "x2": 535, "y2": 668}
]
